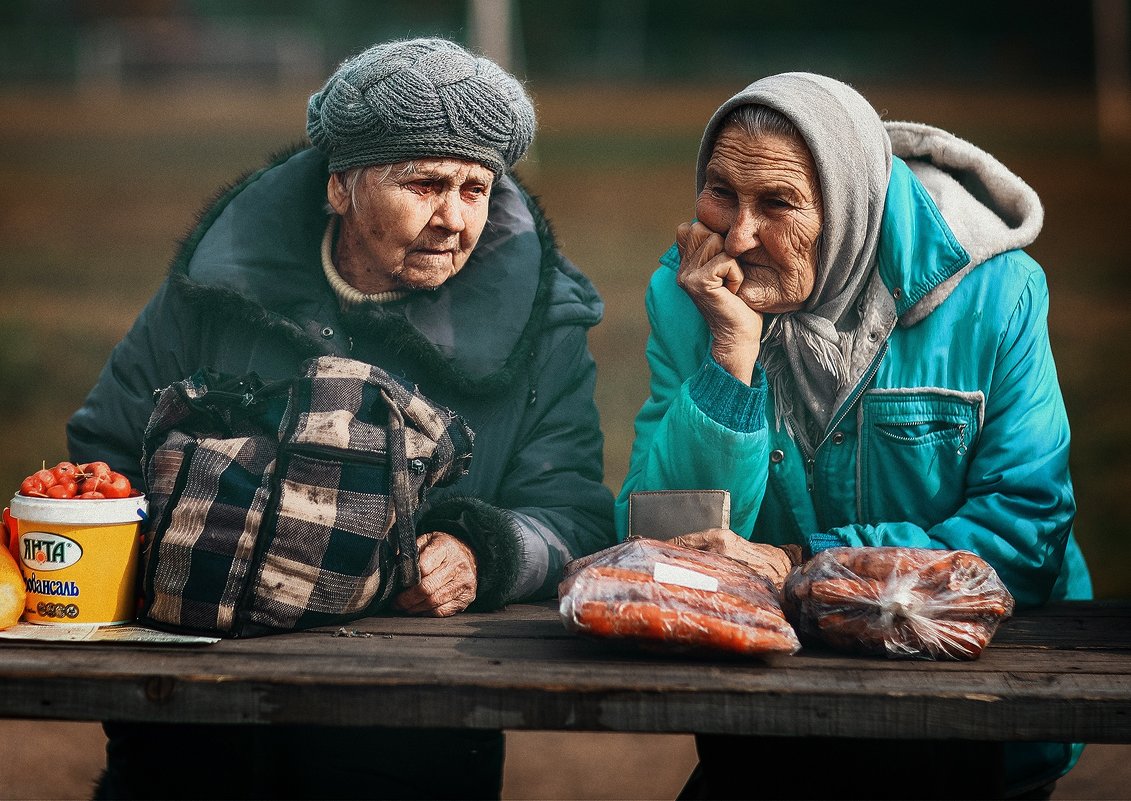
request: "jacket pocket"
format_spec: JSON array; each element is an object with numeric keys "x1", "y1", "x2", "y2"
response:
[{"x1": 857, "y1": 388, "x2": 984, "y2": 527}]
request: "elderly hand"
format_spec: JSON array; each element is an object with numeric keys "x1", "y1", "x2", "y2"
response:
[
  {"x1": 670, "y1": 528, "x2": 794, "y2": 589},
  {"x1": 393, "y1": 531, "x2": 478, "y2": 617},
  {"x1": 676, "y1": 221, "x2": 764, "y2": 384}
]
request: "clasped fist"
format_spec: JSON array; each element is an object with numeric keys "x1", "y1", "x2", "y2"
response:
[
  {"x1": 675, "y1": 221, "x2": 763, "y2": 384},
  {"x1": 394, "y1": 531, "x2": 478, "y2": 617}
]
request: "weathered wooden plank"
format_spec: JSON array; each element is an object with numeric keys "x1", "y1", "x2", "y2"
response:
[
  {"x1": 323, "y1": 599, "x2": 1131, "y2": 650},
  {"x1": 2, "y1": 613, "x2": 1129, "y2": 688},
  {"x1": 7, "y1": 623, "x2": 1130, "y2": 687},
  {"x1": 3, "y1": 656, "x2": 1131, "y2": 741},
  {"x1": 1, "y1": 602, "x2": 1129, "y2": 741},
  {"x1": 1, "y1": 638, "x2": 1129, "y2": 701},
  {"x1": 4, "y1": 615, "x2": 1126, "y2": 683},
  {"x1": 994, "y1": 608, "x2": 1131, "y2": 650},
  {"x1": 12, "y1": 621, "x2": 1111, "y2": 680},
  {"x1": 304, "y1": 604, "x2": 568, "y2": 639}
]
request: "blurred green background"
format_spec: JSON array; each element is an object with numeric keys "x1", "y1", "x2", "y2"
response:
[{"x1": 2, "y1": 0, "x2": 1129, "y2": 600}]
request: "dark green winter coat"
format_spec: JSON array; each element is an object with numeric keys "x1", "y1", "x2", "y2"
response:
[{"x1": 67, "y1": 146, "x2": 615, "y2": 609}]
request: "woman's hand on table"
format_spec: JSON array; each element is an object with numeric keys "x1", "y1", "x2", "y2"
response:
[
  {"x1": 393, "y1": 532, "x2": 478, "y2": 617},
  {"x1": 670, "y1": 528, "x2": 794, "y2": 589}
]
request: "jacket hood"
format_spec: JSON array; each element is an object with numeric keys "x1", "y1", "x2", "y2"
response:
[
  {"x1": 172, "y1": 147, "x2": 601, "y2": 395},
  {"x1": 884, "y1": 121, "x2": 1044, "y2": 324}
]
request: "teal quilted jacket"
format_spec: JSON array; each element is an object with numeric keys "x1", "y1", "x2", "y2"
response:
[{"x1": 616, "y1": 124, "x2": 1091, "y2": 793}]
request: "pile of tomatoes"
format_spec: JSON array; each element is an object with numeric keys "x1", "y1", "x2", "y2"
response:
[{"x1": 18, "y1": 461, "x2": 135, "y2": 500}]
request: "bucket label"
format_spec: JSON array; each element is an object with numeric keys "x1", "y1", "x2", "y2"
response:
[
  {"x1": 24, "y1": 574, "x2": 80, "y2": 597},
  {"x1": 19, "y1": 531, "x2": 83, "y2": 572}
]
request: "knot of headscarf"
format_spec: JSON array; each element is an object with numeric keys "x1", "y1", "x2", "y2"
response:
[
  {"x1": 695, "y1": 73, "x2": 892, "y2": 445},
  {"x1": 760, "y1": 314, "x2": 849, "y2": 435}
]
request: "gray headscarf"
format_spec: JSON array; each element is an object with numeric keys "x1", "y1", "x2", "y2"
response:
[{"x1": 695, "y1": 73, "x2": 893, "y2": 444}]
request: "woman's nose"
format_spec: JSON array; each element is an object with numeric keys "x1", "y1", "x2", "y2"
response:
[
  {"x1": 725, "y1": 207, "x2": 760, "y2": 256},
  {"x1": 431, "y1": 192, "x2": 466, "y2": 232}
]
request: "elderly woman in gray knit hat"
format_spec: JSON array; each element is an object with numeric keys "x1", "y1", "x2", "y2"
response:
[
  {"x1": 617, "y1": 73, "x2": 1090, "y2": 799},
  {"x1": 69, "y1": 37, "x2": 613, "y2": 800}
]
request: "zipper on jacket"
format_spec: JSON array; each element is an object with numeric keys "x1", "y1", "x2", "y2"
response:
[
  {"x1": 821, "y1": 342, "x2": 890, "y2": 449},
  {"x1": 877, "y1": 420, "x2": 968, "y2": 455},
  {"x1": 800, "y1": 341, "x2": 890, "y2": 492}
]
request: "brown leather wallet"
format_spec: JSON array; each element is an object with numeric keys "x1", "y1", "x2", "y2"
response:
[{"x1": 627, "y1": 489, "x2": 731, "y2": 541}]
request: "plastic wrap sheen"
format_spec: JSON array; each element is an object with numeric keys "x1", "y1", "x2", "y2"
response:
[
  {"x1": 781, "y1": 547, "x2": 1015, "y2": 660},
  {"x1": 558, "y1": 538, "x2": 800, "y2": 657}
]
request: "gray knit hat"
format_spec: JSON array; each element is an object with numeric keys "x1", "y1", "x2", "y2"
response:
[{"x1": 307, "y1": 37, "x2": 536, "y2": 175}]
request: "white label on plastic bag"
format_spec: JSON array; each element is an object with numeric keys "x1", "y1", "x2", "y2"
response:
[{"x1": 653, "y1": 562, "x2": 718, "y2": 592}]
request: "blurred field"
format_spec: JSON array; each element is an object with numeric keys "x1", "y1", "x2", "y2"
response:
[{"x1": 1, "y1": 82, "x2": 1130, "y2": 798}]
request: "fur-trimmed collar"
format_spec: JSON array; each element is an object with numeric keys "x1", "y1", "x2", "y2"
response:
[{"x1": 168, "y1": 147, "x2": 602, "y2": 396}]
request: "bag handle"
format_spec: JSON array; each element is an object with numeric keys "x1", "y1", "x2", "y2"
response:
[{"x1": 382, "y1": 388, "x2": 422, "y2": 588}]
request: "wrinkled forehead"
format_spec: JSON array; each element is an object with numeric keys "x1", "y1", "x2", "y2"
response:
[
  {"x1": 378, "y1": 157, "x2": 495, "y2": 184},
  {"x1": 695, "y1": 72, "x2": 890, "y2": 199},
  {"x1": 704, "y1": 125, "x2": 821, "y2": 200}
]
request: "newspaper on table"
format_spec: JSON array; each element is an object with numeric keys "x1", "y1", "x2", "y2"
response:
[{"x1": 0, "y1": 621, "x2": 218, "y2": 644}]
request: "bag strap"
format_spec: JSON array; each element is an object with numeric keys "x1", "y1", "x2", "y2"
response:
[{"x1": 382, "y1": 387, "x2": 422, "y2": 587}]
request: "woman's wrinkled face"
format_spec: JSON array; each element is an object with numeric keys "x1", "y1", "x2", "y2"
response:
[
  {"x1": 695, "y1": 125, "x2": 823, "y2": 313},
  {"x1": 330, "y1": 158, "x2": 493, "y2": 293}
]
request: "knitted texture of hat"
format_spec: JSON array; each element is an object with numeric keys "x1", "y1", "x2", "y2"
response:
[{"x1": 307, "y1": 37, "x2": 536, "y2": 174}]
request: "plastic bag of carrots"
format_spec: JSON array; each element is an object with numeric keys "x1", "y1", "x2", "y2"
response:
[
  {"x1": 780, "y1": 547, "x2": 1015, "y2": 660},
  {"x1": 558, "y1": 538, "x2": 801, "y2": 657}
]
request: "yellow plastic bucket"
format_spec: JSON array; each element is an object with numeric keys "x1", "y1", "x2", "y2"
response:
[{"x1": 7, "y1": 494, "x2": 147, "y2": 625}]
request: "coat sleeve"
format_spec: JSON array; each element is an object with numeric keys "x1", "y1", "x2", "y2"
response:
[
  {"x1": 816, "y1": 268, "x2": 1080, "y2": 608},
  {"x1": 66, "y1": 279, "x2": 202, "y2": 487},
  {"x1": 615, "y1": 263, "x2": 772, "y2": 541},
  {"x1": 420, "y1": 324, "x2": 616, "y2": 608}
]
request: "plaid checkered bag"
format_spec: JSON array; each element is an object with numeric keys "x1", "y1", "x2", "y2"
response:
[{"x1": 138, "y1": 355, "x2": 473, "y2": 637}]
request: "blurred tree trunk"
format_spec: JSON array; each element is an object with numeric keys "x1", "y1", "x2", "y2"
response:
[
  {"x1": 1094, "y1": 0, "x2": 1131, "y2": 150},
  {"x1": 469, "y1": 0, "x2": 513, "y2": 70}
]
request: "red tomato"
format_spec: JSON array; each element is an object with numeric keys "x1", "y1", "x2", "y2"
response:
[
  {"x1": 50, "y1": 462, "x2": 80, "y2": 483},
  {"x1": 32, "y1": 469, "x2": 57, "y2": 489},
  {"x1": 45, "y1": 483, "x2": 76, "y2": 499},
  {"x1": 77, "y1": 491, "x2": 106, "y2": 500},
  {"x1": 79, "y1": 461, "x2": 112, "y2": 479},
  {"x1": 100, "y1": 472, "x2": 132, "y2": 499},
  {"x1": 19, "y1": 476, "x2": 47, "y2": 497},
  {"x1": 80, "y1": 476, "x2": 104, "y2": 494}
]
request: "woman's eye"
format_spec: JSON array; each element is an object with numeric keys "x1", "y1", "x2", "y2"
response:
[
  {"x1": 408, "y1": 180, "x2": 436, "y2": 194},
  {"x1": 706, "y1": 185, "x2": 735, "y2": 199}
]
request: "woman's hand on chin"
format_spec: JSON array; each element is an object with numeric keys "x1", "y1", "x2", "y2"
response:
[{"x1": 676, "y1": 221, "x2": 763, "y2": 384}]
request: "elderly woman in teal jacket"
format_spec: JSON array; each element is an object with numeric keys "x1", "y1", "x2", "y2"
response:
[{"x1": 616, "y1": 73, "x2": 1090, "y2": 800}]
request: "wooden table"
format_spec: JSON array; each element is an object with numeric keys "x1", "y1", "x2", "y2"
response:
[{"x1": 0, "y1": 601, "x2": 1129, "y2": 743}]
